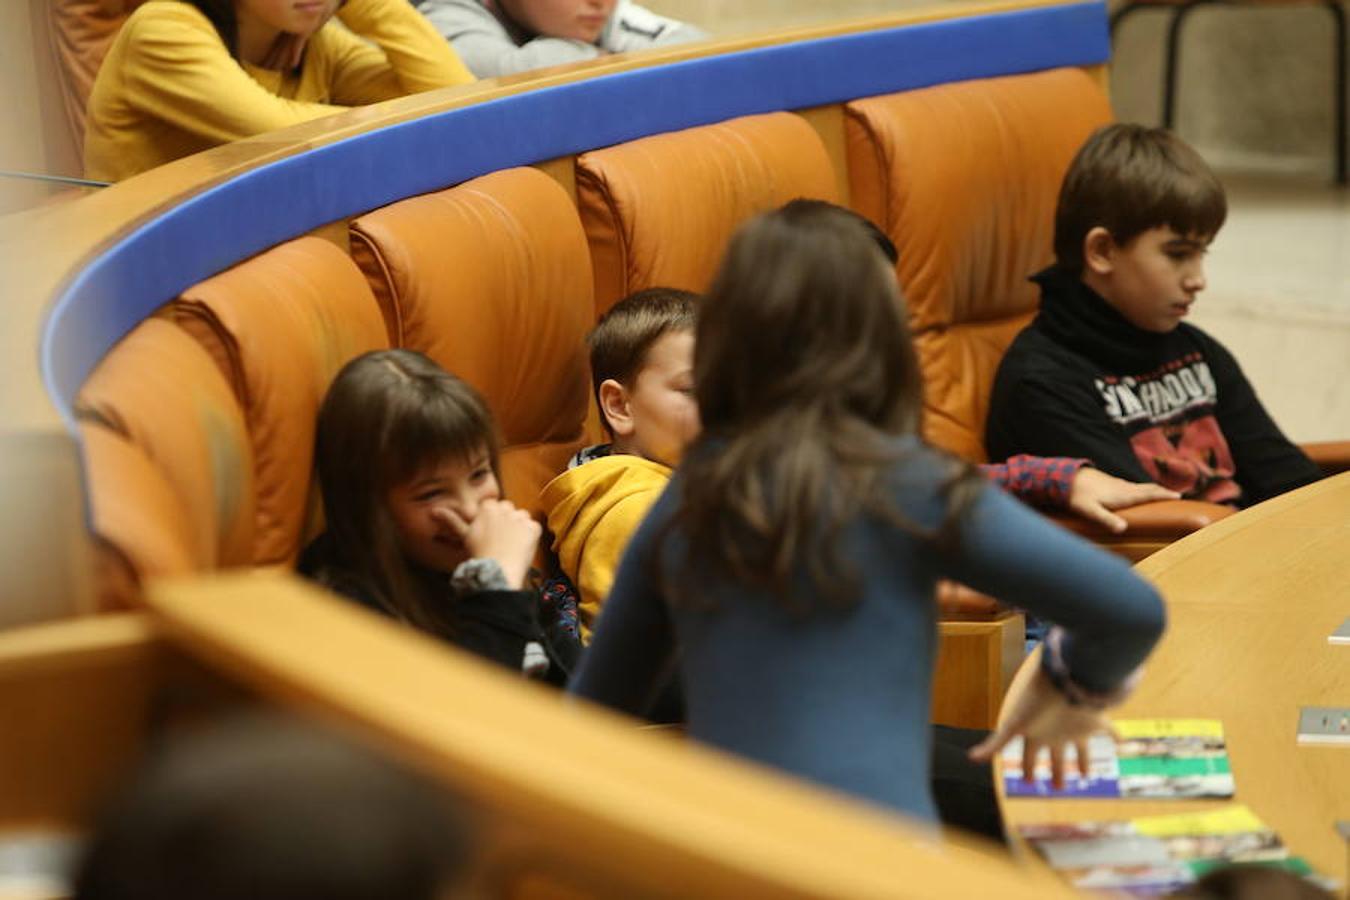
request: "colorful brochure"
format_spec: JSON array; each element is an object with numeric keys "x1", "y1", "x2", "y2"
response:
[
  {"x1": 1002, "y1": 719, "x2": 1234, "y2": 799},
  {"x1": 1019, "y1": 806, "x2": 1320, "y2": 896}
]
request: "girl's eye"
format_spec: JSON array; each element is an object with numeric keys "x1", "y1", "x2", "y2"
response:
[
  {"x1": 469, "y1": 466, "x2": 492, "y2": 483},
  {"x1": 413, "y1": 489, "x2": 443, "y2": 503}
]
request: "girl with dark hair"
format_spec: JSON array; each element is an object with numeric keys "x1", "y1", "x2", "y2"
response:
[
  {"x1": 84, "y1": 0, "x2": 474, "y2": 182},
  {"x1": 299, "y1": 350, "x2": 578, "y2": 680},
  {"x1": 570, "y1": 204, "x2": 1166, "y2": 825}
]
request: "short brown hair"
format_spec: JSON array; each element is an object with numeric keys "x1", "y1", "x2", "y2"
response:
[
  {"x1": 1054, "y1": 124, "x2": 1227, "y2": 274},
  {"x1": 588, "y1": 288, "x2": 699, "y2": 435}
]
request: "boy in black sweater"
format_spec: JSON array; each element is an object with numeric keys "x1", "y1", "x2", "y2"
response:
[{"x1": 986, "y1": 124, "x2": 1319, "y2": 507}]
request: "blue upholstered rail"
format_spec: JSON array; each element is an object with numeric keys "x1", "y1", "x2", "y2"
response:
[{"x1": 42, "y1": 0, "x2": 1109, "y2": 420}]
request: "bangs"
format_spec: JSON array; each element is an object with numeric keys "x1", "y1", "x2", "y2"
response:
[
  {"x1": 1159, "y1": 173, "x2": 1227, "y2": 242},
  {"x1": 379, "y1": 387, "x2": 498, "y2": 489}
]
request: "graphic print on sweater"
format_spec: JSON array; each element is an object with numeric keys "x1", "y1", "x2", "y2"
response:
[{"x1": 1094, "y1": 352, "x2": 1239, "y2": 503}]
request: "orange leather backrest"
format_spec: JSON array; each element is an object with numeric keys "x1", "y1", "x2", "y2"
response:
[
  {"x1": 845, "y1": 68, "x2": 1113, "y2": 462},
  {"x1": 350, "y1": 167, "x2": 593, "y2": 517},
  {"x1": 75, "y1": 317, "x2": 256, "y2": 593},
  {"x1": 169, "y1": 236, "x2": 389, "y2": 566},
  {"x1": 48, "y1": 0, "x2": 149, "y2": 159},
  {"x1": 578, "y1": 111, "x2": 841, "y2": 315}
]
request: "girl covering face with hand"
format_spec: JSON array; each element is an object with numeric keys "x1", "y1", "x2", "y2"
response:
[{"x1": 300, "y1": 350, "x2": 578, "y2": 680}]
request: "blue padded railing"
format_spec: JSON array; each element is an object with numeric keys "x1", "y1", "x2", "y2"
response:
[{"x1": 41, "y1": 0, "x2": 1109, "y2": 422}]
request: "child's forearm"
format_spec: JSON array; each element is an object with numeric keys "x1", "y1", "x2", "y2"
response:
[
  {"x1": 978, "y1": 455, "x2": 1087, "y2": 508},
  {"x1": 338, "y1": 0, "x2": 475, "y2": 90}
]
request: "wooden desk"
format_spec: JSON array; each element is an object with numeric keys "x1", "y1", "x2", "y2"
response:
[{"x1": 1001, "y1": 472, "x2": 1350, "y2": 888}]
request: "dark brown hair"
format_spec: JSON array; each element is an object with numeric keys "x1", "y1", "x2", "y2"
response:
[
  {"x1": 75, "y1": 714, "x2": 469, "y2": 900},
  {"x1": 588, "y1": 287, "x2": 699, "y2": 436},
  {"x1": 184, "y1": 0, "x2": 240, "y2": 57},
  {"x1": 1054, "y1": 123, "x2": 1227, "y2": 274},
  {"x1": 313, "y1": 350, "x2": 501, "y2": 632},
  {"x1": 671, "y1": 203, "x2": 980, "y2": 611}
]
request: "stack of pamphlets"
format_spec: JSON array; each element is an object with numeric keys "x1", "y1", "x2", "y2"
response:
[
  {"x1": 1019, "y1": 806, "x2": 1323, "y2": 895},
  {"x1": 1001, "y1": 719, "x2": 1234, "y2": 799}
]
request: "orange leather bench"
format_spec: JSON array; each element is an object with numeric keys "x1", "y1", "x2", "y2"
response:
[{"x1": 70, "y1": 69, "x2": 1252, "y2": 730}]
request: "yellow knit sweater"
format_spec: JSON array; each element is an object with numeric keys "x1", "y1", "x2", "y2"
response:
[
  {"x1": 540, "y1": 454, "x2": 671, "y2": 643},
  {"x1": 84, "y1": 0, "x2": 474, "y2": 181}
]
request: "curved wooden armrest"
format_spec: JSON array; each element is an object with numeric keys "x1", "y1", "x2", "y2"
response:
[
  {"x1": 1300, "y1": 440, "x2": 1350, "y2": 476},
  {"x1": 936, "y1": 580, "x2": 1005, "y2": 620},
  {"x1": 1049, "y1": 499, "x2": 1235, "y2": 540}
]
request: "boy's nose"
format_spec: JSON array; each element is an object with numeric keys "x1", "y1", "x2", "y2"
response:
[{"x1": 1184, "y1": 265, "x2": 1206, "y2": 294}]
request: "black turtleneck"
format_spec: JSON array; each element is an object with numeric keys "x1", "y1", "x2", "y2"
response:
[{"x1": 986, "y1": 266, "x2": 1319, "y2": 507}]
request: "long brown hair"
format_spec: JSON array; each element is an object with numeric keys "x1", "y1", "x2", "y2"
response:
[
  {"x1": 673, "y1": 203, "x2": 980, "y2": 612},
  {"x1": 314, "y1": 350, "x2": 501, "y2": 633}
]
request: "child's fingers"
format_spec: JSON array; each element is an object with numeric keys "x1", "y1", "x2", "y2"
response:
[
  {"x1": 1021, "y1": 739, "x2": 1041, "y2": 784},
  {"x1": 966, "y1": 727, "x2": 1009, "y2": 763},
  {"x1": 432, "y1": 506, "x2": 471, "y2": 537},
  {"x1": 1127, "y1": 483, "x2": 1181, "y2": 503},
  {"x1": 1089, "y1": 504, "x2": 1129, "y2": 534},
  {"x1": 1049, "y1": 744, "x2": 1066, "y2": 790}
]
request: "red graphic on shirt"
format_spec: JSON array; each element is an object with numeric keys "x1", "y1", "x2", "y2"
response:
[{"x1": 1129, "y1": 414, "x2": 1240, "y2": 504}]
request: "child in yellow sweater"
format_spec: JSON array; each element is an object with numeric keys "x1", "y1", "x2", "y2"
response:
[
  {"x1": 84, "y1": 0, "x2": 475, "y2": 181},
  {"x1": 542, "y1": 288, "x2": 699, "y2": 642}
]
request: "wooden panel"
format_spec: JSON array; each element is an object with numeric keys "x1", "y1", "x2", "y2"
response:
[
  {"x1": 796, "y1": 104, "x2": 851, "y2": 206},
  {"x1": 307, "y1": 218, "x2": 352, "y2": 254},
  {"x1": 933, "y1": 613, "x2": 1025, "y2": 730},
  {"x1": 0, "y1": 431, "x2": 95, "y2": 628},
  {"x1": 534, "y1": 156, "x2": 579, "y2": 204},
  {"x1": 0, "y1": 614, "x2": 160, "y2": 830},
  {"x1": 144, "y1": 571, "x2": 1075, "y2": 898}
]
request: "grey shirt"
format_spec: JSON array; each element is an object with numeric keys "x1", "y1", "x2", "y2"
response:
[{"x1": 417, "y1": 0, "x2": 706, "y2": 77}]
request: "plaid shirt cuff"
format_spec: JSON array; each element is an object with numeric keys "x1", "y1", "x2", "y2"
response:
[{"x1": 981, "y1": 455, "x2": 1090, "y2": 508}]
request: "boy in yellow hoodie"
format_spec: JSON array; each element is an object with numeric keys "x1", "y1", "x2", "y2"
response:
[{"x1": 541, "y1": 288, "x2": 698, "y2": 642}]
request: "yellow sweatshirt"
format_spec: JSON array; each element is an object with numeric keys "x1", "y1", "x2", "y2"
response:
[
  {"x1": 540, "y1": 454, "x2": 671, "y2": 643},
  {"x1": 84, "y1": 0, "x2": 475, "y2": 182}
]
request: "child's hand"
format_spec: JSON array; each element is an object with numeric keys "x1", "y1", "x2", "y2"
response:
[
  {"x1": 967, "y1": 668, "x2": 1119, "y2": 790},
  {"x1": 439, "y1": 500, "x2": 541, "y2": 590},
  {"x1": 1068, "y1": 468, "x2": 1180, "y2": 534}
]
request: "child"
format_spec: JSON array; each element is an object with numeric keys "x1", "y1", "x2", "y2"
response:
[
  {"x1": 418, "y1": 0, "x2": 705, "y2": 78},
  {"x1": 986, "y1": 124, "x2": 1321, "y2": 507},
  {"x1": 542, "y1": 287, "x2": 699, "y2": 642},
  {"x1": 84, "y1": 0, "x2": 474, "y2": 181},
  {"x1": 569, "y1": 203, "x2": 1166, "y2": 824},
  {"x1": 299, "y1": 349, "x2": 578, "y2": 681},
  {"x1": 75, "y1": 714, "x2": 469, "y2": 900},
  {"x1": 544, "y1": 232, "x2": 1176, "y2": 643}
]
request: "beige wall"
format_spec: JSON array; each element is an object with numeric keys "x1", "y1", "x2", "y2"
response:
[
  {"x1": 1110, "y1": 3, "x2": 1340, "y2": 177},
  {"x1": 1, "y1": 0, "x2": 84, "y2": 213},
  {"x1": 1, "y1": 0, "x2": 53, "y2": 212},
  {"x1": 649, "y1": 0, "x2": 1341, "y2": 179}
]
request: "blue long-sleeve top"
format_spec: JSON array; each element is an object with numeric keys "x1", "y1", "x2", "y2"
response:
[{"x1": 569, "y1": 437, "x2": 1165, "y2": 823}]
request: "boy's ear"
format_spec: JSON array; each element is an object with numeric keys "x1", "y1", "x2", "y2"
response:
[
  {"x1": 1083, "y1": 226, "x2": 1117, "y2": 276},
  {"x1": 598, "y1": 379, "x2": 635, "y2": 437}
]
